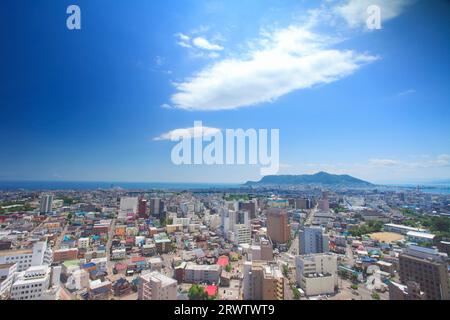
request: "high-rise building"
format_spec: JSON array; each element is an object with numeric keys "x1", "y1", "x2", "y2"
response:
[
  {"x1": 150, "y1": 198, "x2": 165, "y2": 217},
  {"x1": 266, "y1": 209, "x2": 290, "y2": 244},
  {"x1": 398, "y1": 245, "x2": 449, "y2": 300},
  {"x1": 260, "y1": 237, "x2": 274, "y2": 261},
  {"x1": 10, "y1": 265, "x2": 60, "y2": 300},
  {"x1": 231, "y1": 224, "x2": 252, "y2": 245},
  {"x1": 239, "y1": 201, "x2": 257, "y2": 219},
  {"x1": 295, "y1": 253, "x2": 337, "y2": 296},
  {"x1": 243, "y1": 261, "x2": 284, "y2": 300},
  {"x1": 299, "y1": 226, "x2": 329, "y2": 255},
  {"x1": 138, "y1": 271, "x2": 178, "y2": 300},
  {"x1": 295, "y1": 198, "x2": 311, "y2": 210},
  {"x1": 318, "y1": 191, "x2": 329, "y2": 212},
  {"x1": 118, "y1": 197, "x2": 139, "y2": 219},
  {"x1": 0, "y1": 241, "x2": 53, "y2": 272},
  {"x1": 39, "y1": 194, "x2": 53, "y2": 214},
  {"x1": 138, "y1": 198, "x2": 148, "y2": 218},
  {"x1": 389, "y1": 280, "x2": 425, "y2": 300}
]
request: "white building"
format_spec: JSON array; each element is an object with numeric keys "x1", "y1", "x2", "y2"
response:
[
  {"x1": 111, "y1": 249, "x2": 127, "y2": 260},
  {"x1": 118, "y1": 197, "x2": 139, "y2": 219},
  {"x1": 10, "y1": 265, "x2": 60, "y2": 300},
  {"x1": 383, "y1": 223, "x2": 427, "y2": 235},
  {"x1": 91, "y1": 257, "x2": 108, "y2": 273},
  {"x1": 184, "y1": 263, "x2": 221, "y2": 284},
  {"x1": 406, "y1": 231, "x2": 436, "y2": 244},
  {"x1": 231, "y1": 224, "x2": 252, "y2": 245},
  {"x1": 295, "y1": 253, "x2": 337, "y2": 296},
  {"x1": 0, "y1": 241, "x2": 53, "y2": 272},
  {"x1": 0, "y1": 262, "x2": 17, "y2": 298},
  {"x1": 77, "y1": 237, "x2": 90, "y2": 249},
  {"x1": 138, "y1": 271, "x2": 177, "y2": 300},
  {"x1": 66, "y1": 269, "x2": 89, "y2": 291},
  {"x1": 40, "y1": 194, "x2": 53, "y2": 214}
]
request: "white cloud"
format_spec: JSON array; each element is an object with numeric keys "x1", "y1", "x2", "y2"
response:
[
  {"x1": 175, "y1": 33, "x2": 192, "y2": 48},
  {"x1": 334, "y1": 0, "x2": 412, "y2": 28},
  {"x1": 170, "y1": 25, "x2": 377, "y2": 111},
  {"x1": 154, "y1": 126, "x2": 221, "y2": 141},
  {"x1": 154, "y1": 56, "x2": 165, "y2": 66},
  {"x1": 192, "y1": 37, "x2": 224, "y2": 51},
  {"x1": 160, "y1": 103, "x2": 173, "y2": 109},
  {"x1": 369, "y1": 159, "x2": 399, "y2": 167},
  {"x1": 397, "y1": 88, "x2": 416, "y2": 97},
  {"x1": 435, "y1": 154, "x2": 450, "y2": 166}
]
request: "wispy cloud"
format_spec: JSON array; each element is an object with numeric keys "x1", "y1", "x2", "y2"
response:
[
  {"x1": 192, "y1": 37, "x2": 224, "y2": 51},
  {"x1": 170, "y1": 24, "x2": 377, "y2": 111},
  {"x1": 153, "y1": 126, "x2": 221, "y2": 141},
  {"x1": 368, "y1": 159, "x2": 399, "y2": 167},
  {"x1": 397, "y1": 88, "x2": 416, "y2": 97}
]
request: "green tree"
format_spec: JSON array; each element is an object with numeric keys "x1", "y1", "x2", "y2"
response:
[
  {"x1": 188, "y1": 284, "x2": 208, "y2": 300},
  {"x1": 282, "y1": 264, "x2": 289, "y2": 277},
  {"x1": 291, "y1": 285, "x2": 301, "y2": 300}
]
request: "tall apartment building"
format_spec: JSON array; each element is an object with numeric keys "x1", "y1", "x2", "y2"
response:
[
  {"x1": 239, "y1": 201, "x2": 257, "y2": 219},
  {"x1": 260, "y1": 237, "x2": 274, "y2": 261},
  {"x1": 266, "y1": 209, "x2": 290, "y2": 244},
  {"x1": 389, "y1": 280, "x2": 425, "y2": 300},
  {"x1": 299, "y1": 226, "x2": 329, "y2": 255},
  {"x1": 295, "y1": 253, "x2": 337, "y2": 296},
  {"x1": 10, "y1": 265, "x2": 60, "y2": 300},
  {"x1": 243, "y1": 261, "x2": 284, "y2": 300},
  {"x1": 138, "y1": 271, "x2": 178, "y2": 300},
  {"x1": 138, "y1": 198, "x2": 148, "y2": 218},
  {"x1": 150, "y1": 198, "x2": 165, "y2": 217},
  {"x1": 295, "y1": 198, "x2": 312, "y2": 210},
  {"x1": 231, "y1": 224, "x2": 252, "y2": 245},
  {"x1": 399, "y1": 244, "x2": 449, "y2": 300},
  {"x1": 118, "y1": 197, "x2": 139, "y2": 219},
  {"x1": 318, "y1": 191, "x2": 329, "y2": 212},
  {"x1": 39, "y1": 194, "x2": 53, "y2": 214},
  {"x1": 0, "y1": 241, "x2": 53, "y2": 272}
]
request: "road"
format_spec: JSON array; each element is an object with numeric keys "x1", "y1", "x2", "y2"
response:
[
  {"x1": 304, "y1": 205, "x2": 318, "y2": 226},
  {"x1": 106, "y1": 219, "x2": 116, "y2": 275},
  {"x1": 54, "y1": 221, "x2": 69, "y2": 250}
]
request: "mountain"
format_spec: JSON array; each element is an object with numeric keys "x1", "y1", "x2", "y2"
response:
[{"x1": 244, "y1": 172, "x2": 374, "y2": 187}]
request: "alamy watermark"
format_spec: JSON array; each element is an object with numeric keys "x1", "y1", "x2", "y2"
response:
[
  {"x1": 169, "y1": 121, "x2": 280, "y2": 176},
  {"x1": 367, "y1": 5, "x2": 382, "y2": 30}
]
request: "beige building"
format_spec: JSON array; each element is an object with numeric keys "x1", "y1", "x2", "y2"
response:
[
  {"x1": 138, "y1": 271, "x2": 177, "y2": 300},
  {"x1": 243, "y1": 261, "x2": 284, "y2": 300},
  {"x1": 266, "y1": 209, "x2": 290, "y2": 244}
]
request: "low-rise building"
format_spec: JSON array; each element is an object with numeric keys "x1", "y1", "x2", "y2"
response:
[
  {"x1": 295, "y1": 253, "x2": 337, "y2": 297},
  {"x1": 184, "y1": 262, "x2": 221, "y2": 284}
]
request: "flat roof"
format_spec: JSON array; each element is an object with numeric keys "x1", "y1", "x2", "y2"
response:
[
  {"x1": 406, "y1": 231, "x2": 435, "y2": 239},
  {"x1": 0, "y1": 249, "x2": 32, "y2": 257}
]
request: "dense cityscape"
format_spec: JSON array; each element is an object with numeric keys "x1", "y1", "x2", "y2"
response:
[
  {"x1": 1, "y1": 177, "x2": 449, "y2": 301},
  {"x1": 2, "y1": 0, "x2": 450, "y2": 311}
]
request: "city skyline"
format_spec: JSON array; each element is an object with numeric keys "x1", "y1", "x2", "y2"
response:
[{"x1": 1, "y1": 0, "x2": 450, "y2": 184}]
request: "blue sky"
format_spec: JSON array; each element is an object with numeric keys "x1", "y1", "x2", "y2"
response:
[{"x1": 1, "y1": 0, "x2": 450, "y2": 184}]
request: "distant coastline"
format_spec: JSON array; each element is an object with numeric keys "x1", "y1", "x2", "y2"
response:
[
  {"x1": 0, "y1": 181, "x2": 241, "y2": 191},
  {"x1": 0, "y1": 180, "x2": 449, "y2": 195}
]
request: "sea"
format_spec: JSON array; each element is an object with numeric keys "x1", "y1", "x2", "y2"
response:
[
  {"x1": 0, "y1": 181, "x2": 242, "y2": 191},
  {"x1": 0, "y1": 181, "x2": 449, "y2": 195}
]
